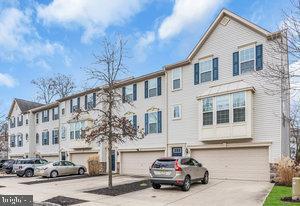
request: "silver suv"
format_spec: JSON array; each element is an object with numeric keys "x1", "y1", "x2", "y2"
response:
[
  {"x1": 149, "y1": 157, "x2": 209, "y2": 191},
  {"x1": 13, "y1": 158, "x2": 48, "y2": 177}
]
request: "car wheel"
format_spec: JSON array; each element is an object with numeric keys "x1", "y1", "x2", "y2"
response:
[
  {"x1": 202, "y1": 172, "x2": 209, "y2": 184},
  {"x1": 78, "y1": 168, "x2": 85, "y2": 175},
  {"x1": 17, "y1": 174, "x2": 24, "y2": 177},
  {"x1": 5, "y1": 171, "x2": 11, "y2": 174},
  {"x1": 50, "y1": 170, "x2": 58, "y2": 178},
  {"x1": 152, "y1": 183, "x2": 161, "y2": 189},
  {"x1": 181, "y1": 176, "x2": 191, "y2": 191},
  {"x1": 24, "y1": 169, "x2": 34, "y2": 177}
]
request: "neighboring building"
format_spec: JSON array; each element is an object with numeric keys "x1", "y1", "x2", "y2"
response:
[{"x1": 7, "y1": 9, "x2": 289, "y2": 181}]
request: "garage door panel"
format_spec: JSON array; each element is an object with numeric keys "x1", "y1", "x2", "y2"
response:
[
  {"x1": 191, "y1": 147, "x2": 269, "y2": 181},
  {"x1": 43, "y1": 156, "x2": 59, "y2": 162},
  {"x1": 70, "y1": 152, "x2": 98, "y2": 169},
  {"x1": 121, "y1": 151, "x2": 164, "y2": 176}
]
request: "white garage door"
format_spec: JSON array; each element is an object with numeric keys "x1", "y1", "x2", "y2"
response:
[
  {"x1": 121, "y1": 151, "x2": 165, "y2": 176},
  {"x1": 191, "y1": 147, "x2": 269, "y2": 181},
  {"x1": 70, "y1": 152, "x2": 98, "y2": 168},
  {"x1": 43, "y1": 156, "x2": 59, "y2": 162}
]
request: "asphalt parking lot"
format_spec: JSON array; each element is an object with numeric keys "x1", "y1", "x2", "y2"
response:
[{"x1": 0, "y1": 174, "x2": 273, "y2": 206}]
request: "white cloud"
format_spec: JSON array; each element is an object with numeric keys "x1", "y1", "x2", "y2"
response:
[
  {"x1": 158, "y1": 0, "x2": 225, "y2": 40},
  {"x1": 0, "y1": 7, "x2": 65, "y2": 69},
  {"x1": 134, "y1": 31, "x2": 155, "y2": 62},
  {"x1": 37, "y1": 0, "x2": 147, "y2": 43},
  {"x1": 0, "y1": 73, "x2": 17, "y2": 87}
]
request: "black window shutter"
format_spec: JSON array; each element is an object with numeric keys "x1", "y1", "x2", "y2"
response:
[
  {"x1": 256, "y1": 44, "x2": 263, "y2": 71},
  {"x1": 70, "y1": 99, "x2": 73, "y2": 113},
  {"x1": 122, "y1": 87, "x2": 126, "y2": 103},
  {"x1": 144, "y1": 81, "x2": 149, "y2": 98},
  {"x1": 157, "y1": 111, "x2": 162, "y2": 133},
  {"x1": 52, "y1": 108, "x2": 54, "y2": 121},
  {"x1": 233, "y1": 52, "x2": 239, "y2": 76},
  {"x1": 133, "y1": 115, "x2": 137, "y2": 129},
  {"x1": 77, "y1": 97, "x2": 80, "y2": 108},
  {"x1": 85, "y1": 95, "x2": 88, "y2": 110},
  {"x1": 213, "y1": 57, "x2": 219, "y2": 81},
  {"x1": 133, "y1": 84, "x2": 137, "y2": 101},
  {"x1": 157, "y1": 77, "x2": 162, "y2": 96},
  {"x1": 144, "y1": 113, "x2": 148, "y2": 135},
  {"x1": 47, "y1": 110, "x2": 49, "y2": 121},
  {"x1": 93, "y1": 93, "x2": 96, "y2": 107},
  {"x1": 194, "y1": 63, "x2": 199, "y2": 85}
]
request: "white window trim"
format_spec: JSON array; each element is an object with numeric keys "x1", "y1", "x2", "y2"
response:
[
  {"x1": 199, "y1": 58, "x2": 213, "y2": 83},
  {"x1": 125, "y1": 85, "x2": 134, "y2": 101},
  {"x1": 238, "y1": 44, "x2": 256, "y2": 74},
  {"x1": 148, "y1": 112, "x2": 158, "y2": 134},
  {"x1": 172, "y1": 68, "x2": 182, "y2": 91},
  {"x1": 148, "y1": 78, "x2": 157, "y2": 97},
  {"x1": 172, "y1": 104, "x2": 182, "y2": 120}
]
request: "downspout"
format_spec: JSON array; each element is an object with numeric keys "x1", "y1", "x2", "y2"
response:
[
  {"x1": 58, "y1": 103, "x2": 61, "y2": 160},
  {"x1": 164, "y1": 67, "x2": 169, "y2": 157}
]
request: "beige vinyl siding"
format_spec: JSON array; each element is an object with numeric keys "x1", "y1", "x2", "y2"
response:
[
  {"x1": 120, "y1": 151, "x2": 164, "y2": 176},
  {"x1": 191, "y1": 147, "x2": 269, "y2": 181},
  {"x1": 167, "y1": 16, "x2": 284, "y2": 163}
]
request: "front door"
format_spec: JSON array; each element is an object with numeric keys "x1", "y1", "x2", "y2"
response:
[{"x1": 111, "y1": 150, "x2": 116, "y2": 172}]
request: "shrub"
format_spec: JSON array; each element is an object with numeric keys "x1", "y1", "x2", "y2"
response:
[
  {"x1": 87, "y1": 154, "x2": 101, "y2": 176},
  {"x1": 275, "y1": 156, "x2": 298, "y2": 186}
]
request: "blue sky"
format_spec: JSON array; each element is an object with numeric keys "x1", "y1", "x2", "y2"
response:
[{"x1": 0, "y1": 0, "x2": 292, "y2": 113}]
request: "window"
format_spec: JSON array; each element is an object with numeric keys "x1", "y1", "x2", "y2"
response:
[
  {"x1": 199, "y1": 59, "x2": 212, "y2": 83},
  {"x1": 172, "y1": 68, "x2": 182, "y2": 90},
  {"x1": 26, "y1": 119, "x2": 28, "y2": 125},
  {"x1": 10, "y1": 117, "x2": 16, "y2": 128},
  {"x1": 148, "y1": 112, "x2": 158, "y2": 134},
  {"x1": 233, "y1": 92, "x2": 246, "y2": 122},
  {"x1": 70, "y1": 122, "x2": 85, "y2": 139},
  {"x1": 172, "y1": 147, "x2": 182, "y2": 157},
  {"x1": 42, "y1": 110, "x2": 49, "y2": 122},
  {"x1": 25, "y1": 133, "x2": 28, "y2": 141},
  {"x1": 61, "y1": 103, "x2": 65, "y2": 115},
  {"x1": 36, "y1": 113, "x2": 39, "y2": 124},
  {"x1": 53, "y1": 107, "x2": 59, "y2": 120},
  {"x1": 42, "y1": 131, "x2": 49, "y2": 145},
  {"x1": 87, "y1": 93, "x2": 95, "y2": 109},
  {"x1": 10, "y1": 135, "x2": 16, "y2": 147},
  {"x1": 172, "y1": 105, "x2": 181, "y2": 120},
  {"x1": 239, "y1": 47, "x2": 255, "y2": 74},
  {"x1": 17, "y1": 134, "x2": 23, "y2": 147},
  {"x1": 203, "y1": 97, "x2": 213, "y2": 125},
  {"x1": 148, "y1": 79, "x2": 157, "y2": 97},
  {"x1": 216, "y1": 95, "x2": 229, "y2": 124},
  {"x1": 52, "y1": 130, "x2": 59, "y2": 144},
  {"x1": 36, "y1": 133, "x2": 39, "y2": 144},
  {"x1": 17, "y1": 115, "x2": 23, "y2": 126},
  {"x1": 61, "y1": 126, "x2": 66, "y2": 139},
  {"x1": 72, "y1": 98, "x2": 79, "y2": 112},
  {"x1": 125, "y1": 85, "x2": 133, "y2": 102}
]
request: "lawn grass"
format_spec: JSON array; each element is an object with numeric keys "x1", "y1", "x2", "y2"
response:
[{"x1": 264, "y1": 185, "x2": 300, "y2": 206}]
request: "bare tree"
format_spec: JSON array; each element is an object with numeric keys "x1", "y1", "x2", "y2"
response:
[
  {"x1": 76, "y1": 35, "x2": 144, "y2": 189},
  {"x1": 31, "y1": 77, "x2": 57, "y2": 104},
  {"x1": 255, "y1": 0, "x2": 300, "y2": 159},
  {"x1": 53, "y1": 73, "x2": 76, "y2": 98},
  {"x1": 0, "y1": 112, "x2": 9, "y2": 157}
]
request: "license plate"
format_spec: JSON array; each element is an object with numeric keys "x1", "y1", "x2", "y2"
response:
[{"x1": 154, "y1": 170, "x2": 171, "y2": 175}]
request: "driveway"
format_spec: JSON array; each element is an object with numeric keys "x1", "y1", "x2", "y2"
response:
[{"x1": 0, "y1": 175, "x2": 273, "y2": 206}]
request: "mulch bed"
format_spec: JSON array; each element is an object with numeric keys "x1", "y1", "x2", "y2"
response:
[
  {"x1": 44, "y1": 196, "x2": 88, "y2": 206},
  {"x1": 85, "y1": 179, "x2": 151, "y2": 196},
  {"x1": 21, "y1": 174, "x2": 104, "y2": 185},
  {"x1": 281, "y1": 196, "x2": 300, "y2": 203}
]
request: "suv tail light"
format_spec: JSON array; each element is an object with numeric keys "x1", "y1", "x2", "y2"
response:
[{"x1": 175, "y1": 160, "x2": 182, "y2": 172}]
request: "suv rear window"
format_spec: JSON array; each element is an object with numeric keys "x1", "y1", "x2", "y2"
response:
[{"x1": 152, "y1": 159, "x2": 175, "y2": 168}]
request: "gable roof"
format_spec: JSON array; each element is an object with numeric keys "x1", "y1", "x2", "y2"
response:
[
  {"x1": 165, "y1": 8, "x2": 280, "y2": 70},
  {"x1": 8, "y1": 98, "x2": 44, "y2": 117}
]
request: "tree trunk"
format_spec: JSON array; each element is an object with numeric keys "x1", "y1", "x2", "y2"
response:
[{"x1": 108, "y1": 138, "x2": 113, "y2": 189}]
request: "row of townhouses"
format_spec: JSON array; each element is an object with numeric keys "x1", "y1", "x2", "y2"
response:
[{"x1": 7, "y1": 9, "x2": 289, "y2": 181}]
